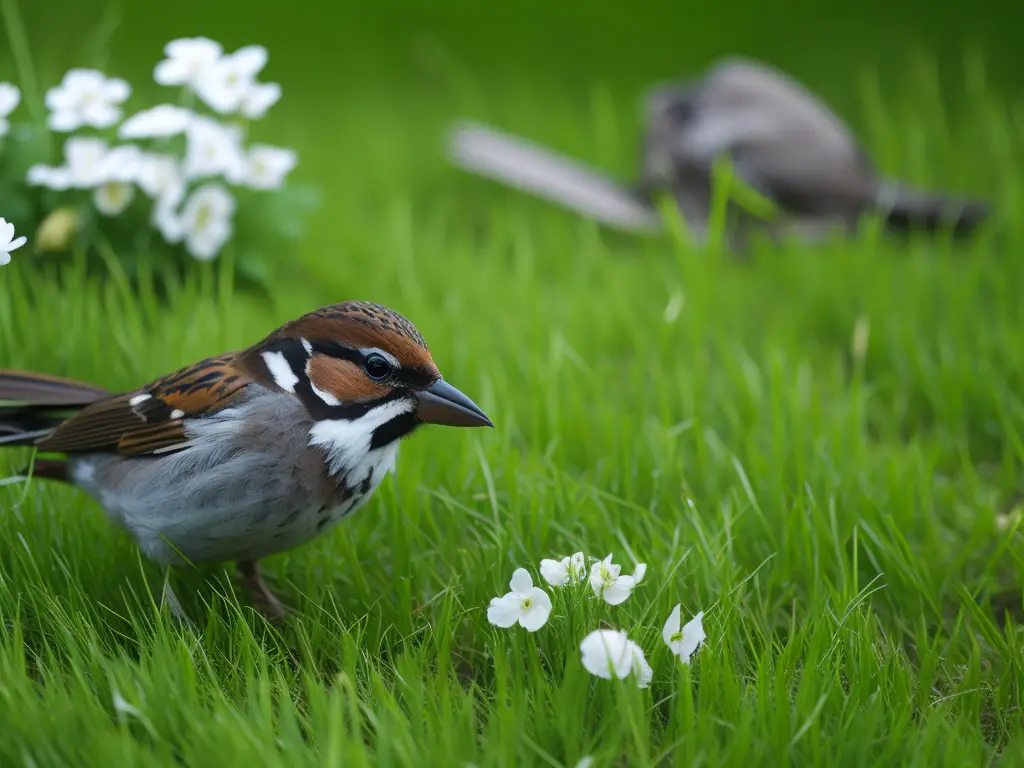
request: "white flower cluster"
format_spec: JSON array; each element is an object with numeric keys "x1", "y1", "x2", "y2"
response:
[
  {"x1": 23, "y1": 38, "x2": 297, "y2": 261},
  {"x1": 487, "y1": 551, "x2": 706, "y2": 688}
]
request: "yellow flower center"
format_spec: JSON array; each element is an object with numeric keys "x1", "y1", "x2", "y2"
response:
[
  {"x1": 195, "y1": 204, "x2": 212, "y2": 230},
  {"x1": 522, "y1": 598, "x2": 533, "y2": 610},
  {"x1": 670, "y1": 632, "x2": 683, "y2": 643}
]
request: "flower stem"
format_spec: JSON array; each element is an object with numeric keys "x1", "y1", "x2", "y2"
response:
[{"x1": 0, "y1": 0, "x2": 43, "y2": 124}]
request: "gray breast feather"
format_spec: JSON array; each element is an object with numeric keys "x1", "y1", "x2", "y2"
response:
[{"x1": 67, "y1": 387, "x2": 400, "y2": 565}]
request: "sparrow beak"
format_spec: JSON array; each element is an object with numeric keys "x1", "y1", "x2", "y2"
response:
[{"x1": 414, "y1": 379, "x2": 493, "y2": 428}]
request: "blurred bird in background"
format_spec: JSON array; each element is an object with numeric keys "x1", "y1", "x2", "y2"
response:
[{"x1": 447, "y1": 57, "x2": 992, "y2": 248}]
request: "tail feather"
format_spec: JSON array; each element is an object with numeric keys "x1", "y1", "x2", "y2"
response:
[
  {"x1": 0, "y1": 369, "x2": 111, "y2": 406},
  {"x1": 0, "y1": 369, "x2": 109, "y2": 450},
  {"x1": 446, "y1": 121, "x2": 662, "y2": 233},
  {"x1": 876, "y1": 182, "x2": 991, "y2": 236}
]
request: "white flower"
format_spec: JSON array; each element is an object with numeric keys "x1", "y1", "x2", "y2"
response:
[
  {"x1": 0, "y1": 218, "x2": 27, "y2": 266},
  {"x1": 137, "y1": 153, "x2": 185, "y2": 202},
  {"x1": 27, "y1": 164, "x2": 72, "y2": 191},
  {"x1": 44, "y1": 68, "x2": 130, "y2": 132},
  {"x1": 184, "y1": 115, "x2": 246, "y2": 181},
  {"x1": 486, "y1": 568, "x2": 553, "y2": 632},
  {"x1": 579, "y1": 629, "x2": 653, "y2": 688},
  {"x1": 179, "y1": 182, "x2": 235, "y2": 260},
  {"x1": 0, "y1": 82, "x2": 20, "y2": 138},
  {"x1": 152, "y1": 195, "x2": 184, "y2": 244},
  {"x1": 588, "y1": 554, "x2": 645, "y2": 606},
  {"x1": 64, "y1": 136, "x2": 110, "y2": 188},
  {"x1": 240, "y1": 81, "x2": 281, "y2": 119},
  {"x1": 193, "y1": 45, "x2": 268, "y2": 115},
  {"x1": 119, "y1": 104, "x2": 192, "y2": 139},
  {"x1": 540, "y1": 552, "x2": 587, "y2": 587},
  {"x1": 662, "y1": 606, "x2": 706, "y2": 664},
  {"x1": 93, "y1": 183, "x2": 135, "y2": 216},
  {"x1": 101, "y1": 144, "x2": 144, "y2": 183},
  {"x1": 141, "y1": 154, "x2": 187, "y2": 243},
  {"x1": 244, "y1": 144, "x2": 297, "y2": 190},
  {"x1": 154, "y1": 37, "x2": 223, "y2": 88}
]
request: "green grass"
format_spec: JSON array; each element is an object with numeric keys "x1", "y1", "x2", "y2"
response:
[{"x1": 3, "y1": 24, "x2": 1024, "y2": 765}]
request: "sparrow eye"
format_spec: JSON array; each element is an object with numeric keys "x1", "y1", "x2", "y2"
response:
[{"x1": 364, "y1": 353, "x2": 393, "y2": 381}]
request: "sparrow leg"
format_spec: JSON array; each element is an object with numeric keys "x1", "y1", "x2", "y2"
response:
[{"x1": 237, "y1": 560, "x2": 289, "y2": 622}]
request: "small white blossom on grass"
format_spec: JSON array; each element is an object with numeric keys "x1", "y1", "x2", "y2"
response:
[
  {"x1": 101, "y1": 145, "x2": 144, "y2": 183},
  {"x1": 64, "y1": 137, "x2": 111, "y2": 188},
  {"x1": 588, "y1": 554, "x2": 646, "y2": 606},
  {"x1": 154, "y1": 37, "x2": 223, "y2": 88},
  {"x1": 486, "y1": 567, "x2": 552, "y2": 632},
  {"x1": 244, "y1": 144, "x2": 297, "y2": 189},
  {"x1": 27, "y1": 164, "x2": 72, "y2": 191},
  {"x1": 152, "y1": 195, "x2": 184, "y2": 243},
  {"x1": 119, "y1": 104, "x2": 192, "y2": 139},
  {"x1": 179, "y1": 182, "x2": 235, "y2": 260},
  {"x1": 540, "y1": 552, "x2": 587, "y2": 587},
  {"x1": 0, "y1": 218, "x2": 27, "y2": 266},
  {"x1": 93, "y1": 183, "x2": 135, "y2": 216},
  {"x1": 240, "y1": 81, "x2": 281, "y2": 119},
  {"x1": 0, "y1": 83, "x2": 20, "y2": 138},
  {"x1": 45, "y1": 68, "x2": 130, "y2": 131},
  {"x1": 137, "y1": 153, "x2": 185, "y2": 203},
  {"x1": 194, "y1": 45, "x2": 268, "y2": 115},
  {"x1": 662, "y1": 606, "x2": 706, "y2": 664},
  {"x1": 184, "y1": 115, "x2": 246, "y2": 181},
  {"x1": 579, "y1": 629, "x2": 653, "y2": 688}
]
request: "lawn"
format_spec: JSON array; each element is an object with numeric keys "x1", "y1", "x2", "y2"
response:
[{"x1": 2, "y1": 1, "x2": 1024, "y2": 765}]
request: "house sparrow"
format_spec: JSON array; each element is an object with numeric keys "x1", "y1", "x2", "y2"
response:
[
  {"x1": 0, "y1": 301, "x2": 492, "y2": 619},
  {"x1": 447, "y1": 56, "x2": 991, "y2": 247}
]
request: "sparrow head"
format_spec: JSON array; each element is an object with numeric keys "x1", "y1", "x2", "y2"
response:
[{"x1": 244, "y1": 301, "x2": 492, "y2": 442}]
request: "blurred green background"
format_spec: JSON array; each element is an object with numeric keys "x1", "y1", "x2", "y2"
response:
[{"x1": 10, "y1": 0, "x2": 1022, "y2": 299}]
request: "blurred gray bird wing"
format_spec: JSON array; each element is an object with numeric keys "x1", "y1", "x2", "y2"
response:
[
  {"x1": 651, "y1": 58, "x2": 879, "y2": 221},
  {"x1": 446, "y1": 121, "x2": 663, "y2": 233},
  {"x1": 651, "y1": 57, "x2": 991, "y2": 233}
]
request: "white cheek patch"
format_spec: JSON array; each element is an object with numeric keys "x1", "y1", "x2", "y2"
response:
[
  {"x1": 300, "y1": 337, "x2": 313, "y2": 355},
  {"x1": 170, "y1": 409, "x2": 185, "y2": 420},
  {"x1": 261, "y1": 351, "x2": 299, "y2": 393},
  {"x1": 308, "y1": 398, "x2": 416, "y2": 477}
]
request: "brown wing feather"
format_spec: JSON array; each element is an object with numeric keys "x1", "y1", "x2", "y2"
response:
[{"x1": 38, "y1": 353, "x2": 254, "y2": 457}]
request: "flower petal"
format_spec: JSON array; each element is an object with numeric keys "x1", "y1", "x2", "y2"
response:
[
  {"x1": 600, "y1": 576, "x2": 635, "y2": 606},
  {"x1": 588, "y1": 561, "x2": 603, "y2": 596},
  {"x1": 632, "y1": 563, "x2": 647, "y2": 585},
  {"x1": 508, "y1": 567, "x2": 533, "y2": 595},
  {"x1": 518, "y1": 587, "x2": 552, "y2": 631},
  {"x1": 539, "y1": 558, "x2": 569, "y2": 587},
  {"x1": 486, "y1": 593, "x2": 521, "y2": 628},
  {"x1": 568, "y1": 552, "x2": 586, "y2": 582},
  {"x1": 662, "y1": 603, "x2": 682, "y2": 648},
  {"x1": 678, "y1": 611, "x2": 707, "y2": 662},
  {"x1": 7, "y1": 235, "x2": 26, "y2": 251},
  {"x1": 580, "y1": 629, "x2": 631, "y2": 680},
  {"x1": 629, "y1": 642, "x2": 653, "y2": 688}
]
